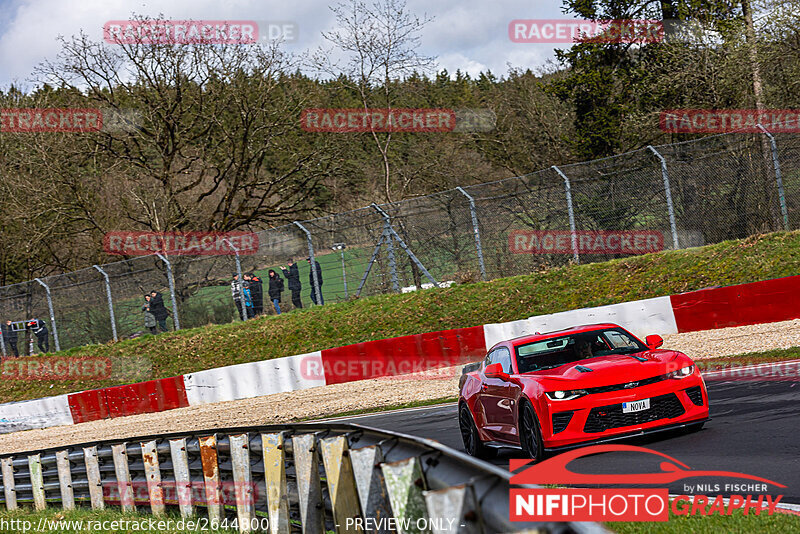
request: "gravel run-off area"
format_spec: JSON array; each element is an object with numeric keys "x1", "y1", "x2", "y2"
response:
[{"x1": 1, "y1": 319, "x2": 798, "y2": 454}]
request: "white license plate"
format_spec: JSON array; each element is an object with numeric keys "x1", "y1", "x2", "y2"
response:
[{"x1": 622, "y1": 399, "x2": 650, "y2": 413}]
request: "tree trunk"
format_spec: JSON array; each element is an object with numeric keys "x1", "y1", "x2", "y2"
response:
[{"x1": 742, "y1": 0, "x2": 781, "y2": 230}]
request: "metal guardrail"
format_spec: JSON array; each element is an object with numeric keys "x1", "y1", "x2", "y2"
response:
[{"x1": 0, "y1": 422, "x2": 604, "y2": 533}]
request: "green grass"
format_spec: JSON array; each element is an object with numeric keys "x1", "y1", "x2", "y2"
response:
[
  {"x1": 612, "y1": 503, "x2": 800, "y2": 533},
  {"x1": 2, "y1": 231, "x2": 799, "y2": 404}
]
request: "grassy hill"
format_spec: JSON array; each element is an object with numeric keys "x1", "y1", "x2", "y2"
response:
[{"x1": 2, "y1": 231, "x2": 799, "y2": 403}]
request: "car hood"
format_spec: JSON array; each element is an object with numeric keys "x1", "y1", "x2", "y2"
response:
[{"x1": 521, "y1": 350, "x2": 692, "y2": 387}]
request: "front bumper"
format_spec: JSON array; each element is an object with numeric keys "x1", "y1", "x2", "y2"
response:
[{"x1": 540, "y1": 372, "x2": 709, "y2": 449}]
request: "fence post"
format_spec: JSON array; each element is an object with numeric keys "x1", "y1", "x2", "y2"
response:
[
  {"x1": 293, "y1": 221, "x2": 323, "y2": 306},
  {"x1": 154, "y1": 254, "x2": 180, "y2": 330},
  {"x1": 371, "y1": 203, "x2": 439, "y2": 289},
  {"x1": 333, "y1": 243, "x2": 348, "y2": 299},
  {"x1": 92, "y1": 265, "x2": 118, "y2": 342},
  {"x1": 33, "y1": 278, "x2": 60, "y2": 352},
  {"x1": 0, "y1": 325, "x2": 5, "y2": 357},
  {"x1": 455, "y1": 187, "x2": 487, "y2": 280},
  {"x1": 757, "y1": 124, "x2": 790, "y2": 231},
  {"x1": 371, "y1": 206, "x2": 400, "y2": 292},
  {"x1": 223, "y1": 239, "x2": 247, "y2": 321},
  {"x1": 647, "y1": 146, "x2": 680, "y2": 249},
  {"x1": 551, "y1": 166, "x2": 580, "y2": 265}
]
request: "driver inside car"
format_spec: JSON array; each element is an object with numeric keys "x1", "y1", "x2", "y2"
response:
[{"x1": 573, "y1": 338, "x2": 593, "y2": 360}]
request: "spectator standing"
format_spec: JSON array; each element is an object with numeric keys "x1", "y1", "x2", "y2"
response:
[
  {"x1": 242, "y1": 274, "x2": 254, "y2": 319},
  {"x1": 267, "y1": 269, "x2": 285, "y2": 314},
  {"x1": 281, "y1": 259, "x2": 302, "y2": 310},
  {"x1": 231, "y1": 273, "x2": 244, "y2": 320},
  {"x1": 27, "y1": 318, "x2": 49, "y2": 353},
  {"x1": 142, "y1": 295, "x2": 157, "y2": 335},
  {"x1": 250, "y1": 273, "x2": 264, "y2": 316},
  {"x1": 1, "y1": 320, "x2": 19, "y2": 357},
  {"x1": 307, "y1": 257, "x2": 324, "y2": 305},
  {"x1": 149, "y1": 291, "x2": 170, "y2": 332}
]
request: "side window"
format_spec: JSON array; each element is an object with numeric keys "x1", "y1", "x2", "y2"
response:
[
  {"x1": 495, "y1": 347, "x2": 512, "y2": 373},
  {"x1": 483, "y1": 350, "x2": 494, "y2": 369}
]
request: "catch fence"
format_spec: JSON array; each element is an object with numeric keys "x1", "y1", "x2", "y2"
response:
[{"x1": 0, "y1": 129, "x2": 797, "y2": 356}]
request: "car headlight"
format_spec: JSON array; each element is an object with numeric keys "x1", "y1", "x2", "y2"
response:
[
  {"x1": 546, "y1": 389, "x2": 587, "y2": 401},
  {"x1": 667, "y1": 364, "x2": 694, "y2": 379}
]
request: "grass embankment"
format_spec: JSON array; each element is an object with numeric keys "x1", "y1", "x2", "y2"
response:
[{"x1": 2, "y1": 231, "x2": 799, "y2": 404}]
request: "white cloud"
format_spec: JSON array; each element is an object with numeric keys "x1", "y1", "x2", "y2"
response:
[{"x1": 0, "y1": 0, "x2": 566, "y2": 89}]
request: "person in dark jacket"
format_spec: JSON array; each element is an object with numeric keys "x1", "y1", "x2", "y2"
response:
[
  {"x1": 148, "y1": 291, "x2": 170, "y2": 332},
  {"x1": 267, "y1": 270, "x2": 285, "y2": 314},
  {"x1": 231, "y1": 273, "x2": 244, "y2": 320},
  {"x1": 281, "y1": 259, "x2": 302, "y2": 310},
  {"x1": 2, "y1": 320, "x2": 19, "y2": 357},
  {"x1": 249, "y1": 273, "x2": 264, "y2": 316},
  {"x1": 142, "y1": 295, "x2": 157, "y2": 335},
  {"x1": 241, "y1": 274, "x2": 254, "y2": 319},
  {"x1": 27, "y1": 318, "x2": 49, "y2": 353},
  {"x1": 306, "y1": 257, "x2": 324, "y2": 305}
]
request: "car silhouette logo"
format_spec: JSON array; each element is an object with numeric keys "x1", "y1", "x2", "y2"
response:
[
  {"x1": 510, "y1": 444, "x2": 786, "y2": 487},
  {"x1": 624, "y1": 381, "x2": 638, "y2": 389}
]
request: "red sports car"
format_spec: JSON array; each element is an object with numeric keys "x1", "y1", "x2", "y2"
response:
[{"x1": 458, "y1": 323, "x2": 709, "y2": 460}]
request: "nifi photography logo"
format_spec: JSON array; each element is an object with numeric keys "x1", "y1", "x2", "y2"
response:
[{"x1": 510, "y1": 444, "x2": 786, "y2": 522}]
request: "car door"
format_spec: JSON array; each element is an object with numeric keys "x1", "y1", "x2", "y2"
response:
[
  {"x1": 492, "y1": 347, "x2": 519, "y2": 439},
  {"x1": 478, "y1": 348, "x2": 505, "y2": 437},
  {"x1": 478, "y1": 347, "x2": 514, "y2": 440}
]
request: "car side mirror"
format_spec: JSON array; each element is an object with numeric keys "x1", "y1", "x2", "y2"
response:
[
  {"x1": 645, "y1": 335, "x2": 664, "y2": 350},
  {"x1": 484, "y1": 362, "x2": 510, "y2": 381}
]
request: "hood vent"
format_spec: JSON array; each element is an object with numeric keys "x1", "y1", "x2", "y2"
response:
[{"x1": 575, "y1": 365, "x2": 593, "y2": 373}]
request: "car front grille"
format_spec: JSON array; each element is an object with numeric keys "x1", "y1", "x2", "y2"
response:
[
  {"x1": 685, "y1": 386, "x2": 704, "y2": 406},
  {"x1": 583, "y1": 393, "x2": 686, "y2": 433},
  {"x1": 584, "y1": 373, "x2": 667, "y2": 395},
  {"x1": 552, "y1": 411, "x2": 573, "y2": 434}
]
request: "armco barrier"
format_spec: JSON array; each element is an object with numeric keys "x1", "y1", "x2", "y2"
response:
[
  {"x1": 671, "y1": 275, "x2": 800, "y2": 332},
  {"x1": 0, "y1": 422, "x2": 604, "y2": 534},
  {"x1": 2, "y1": 274, "x2": 800, "y2": 434}
]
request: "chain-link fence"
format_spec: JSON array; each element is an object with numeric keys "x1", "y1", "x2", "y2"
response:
[{"x1": 1, "y1": 129, "x2": 798, "y2": 356}]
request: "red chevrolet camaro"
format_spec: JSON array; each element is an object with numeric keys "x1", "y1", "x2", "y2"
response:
[{"x1": 458, "y1": 323, "x2": 709, "y2": 460}]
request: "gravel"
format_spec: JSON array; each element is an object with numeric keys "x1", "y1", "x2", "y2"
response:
[{"x1": 0, "y1": 319, "x2": 797, "y2": 454}]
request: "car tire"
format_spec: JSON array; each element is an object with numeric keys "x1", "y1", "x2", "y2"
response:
[
  {"x1": 520, "y1": 402, "x2": 544, "y2": 462},
  {"x1": 459, "y1": 404, "x2": 495, "y2": 459}
]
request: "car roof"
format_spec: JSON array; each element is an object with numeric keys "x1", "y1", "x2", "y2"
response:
[{"x1": 490, "y1": 323, "x2": 622, "y2": 351}]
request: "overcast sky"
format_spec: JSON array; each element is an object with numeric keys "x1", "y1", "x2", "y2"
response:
[{"x1": 0, "y1": 0, "x2": 572, "y2": 90}]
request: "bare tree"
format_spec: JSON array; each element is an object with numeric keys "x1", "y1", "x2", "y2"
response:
[
  {"x1": 312, "y1": 0, "x2": 434, "y2": 202},
  {"x1": 32, "y1": 16, "x2": 338, "y2": 235}
]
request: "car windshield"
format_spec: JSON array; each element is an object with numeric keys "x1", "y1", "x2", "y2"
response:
[{"x1": 515, "y1": 328, "x2": 647, "y2": 373}]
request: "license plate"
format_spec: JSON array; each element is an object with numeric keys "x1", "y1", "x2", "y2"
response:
[{"x1": 622, "y1": 399, "x2": 650, "y2": 413}]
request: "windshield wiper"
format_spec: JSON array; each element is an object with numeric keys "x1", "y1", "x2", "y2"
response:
[{"x1": 531, "y1": 364, "x2": 565, "y2": 371}]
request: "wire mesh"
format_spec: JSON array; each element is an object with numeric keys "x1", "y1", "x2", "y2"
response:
[{"x1": 0, "y1": 131, "x2": 796, "y2": 354}]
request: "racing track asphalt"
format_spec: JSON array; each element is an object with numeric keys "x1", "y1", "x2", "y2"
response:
[{"x1": 339, "y1": 378, "x2": 800, "y2": 503}]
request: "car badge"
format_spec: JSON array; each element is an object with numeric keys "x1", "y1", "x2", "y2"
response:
[{"x1": 623, "y1": 381, "x2": 638, "y2": 389}]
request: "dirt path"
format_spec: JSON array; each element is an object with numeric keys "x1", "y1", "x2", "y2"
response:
[{"x1": 0, "y1": 319, "x2": 797, "y2": 454}]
